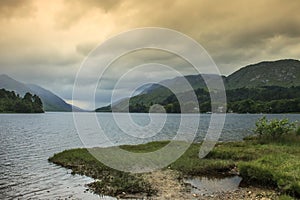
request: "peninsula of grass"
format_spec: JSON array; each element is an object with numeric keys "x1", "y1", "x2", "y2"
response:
[
  {"x1": 48, "y1": 147, "x2": 156, "y2": 198},
  {"x1": 49, "y1": 116, "x2": 300, "y2": 199},
  {"x1": 49, "y1": 134, "x2": 300, "y2": 198}
]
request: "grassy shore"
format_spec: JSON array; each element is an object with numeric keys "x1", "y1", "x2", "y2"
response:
[{"x1": 49, "y1": 136, "x2": 300, "y2": 199}]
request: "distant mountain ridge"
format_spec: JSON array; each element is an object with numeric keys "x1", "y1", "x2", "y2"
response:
[
  {"x1": 0, "y1": 74, "x2": 82, "y2": 112},
  {"x1": 96, "y1": 59, "x2": 300, "y2": 112}
]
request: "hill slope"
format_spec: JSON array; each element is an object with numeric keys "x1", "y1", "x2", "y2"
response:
[
  {"x1": 26, "y1": 84, "x2": 83, "y2": 112},
  {"x1": 96, "y1": 59, "x2": 300, "y2": 112},
  {"x1": 0, "y1": 74, "x2": 31, "y2": 96},
  {"x1": 111, "y1": 74, "x2": 226, "y2": 111},
  {"x1": 0, "y1": 74, "x2": 81, "y2": 112},
  {"x1": 226, "y1": 59, "x2": 300, "y2": 89}
]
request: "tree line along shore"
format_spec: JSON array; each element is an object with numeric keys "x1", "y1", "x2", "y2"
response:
[{"x1": 0, "y1": 88, "x2": 44, "y2": 113}]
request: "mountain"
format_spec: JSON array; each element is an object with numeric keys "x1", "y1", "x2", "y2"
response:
[
  {"x1": 26, "y1": 84, "x2": 83, "y2": 112},
  {"x1": 226, "y1": 59, "x2": 300, "y2": 89},
  {"x1": 0, "y1": 74, "x2": 31, "y2": 96},
  {"x1": 98, "y1": 74, "x2": 227, "y2": 112},
  {"x1": 96, "y1": 59, "x2": 300, "y2": 112},
  {"x1": 0, "y1": 74, "x2": 82, "y2": 112},
  {"x1": 128, "y1": 74, "x2": 225, "y2": 108},
  {"x1": 143, "y1": 74, "x2": 226, "y2": 94}
]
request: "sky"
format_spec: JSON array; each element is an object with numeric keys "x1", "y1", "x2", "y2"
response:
[{"x1": 0, "y1": 0, "x2": 300, "y2": 109}]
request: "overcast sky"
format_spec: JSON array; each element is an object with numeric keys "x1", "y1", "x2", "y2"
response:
[{"x1": 0, "y1": 0, "x2": 300, "y2": 109}]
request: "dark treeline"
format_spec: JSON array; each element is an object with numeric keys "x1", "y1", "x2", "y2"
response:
[
  {"x1": 227, "y1": 86, "x2": 300, "y2": 113},
  {"x1": 127, "y1": 86, "x2": 300, "y2": 113},
  {"x1": 226, "y1": 86, "x2": 300, "y2": 102},
  {"x1": 0, "y1": 89, "x2": 44, "y2": 113}
]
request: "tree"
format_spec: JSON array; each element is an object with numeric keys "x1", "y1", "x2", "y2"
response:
[
  {"x1": 24, "y1": 92, "x2": 33, "y2": 102},
  {"x1": 0, "y1": 89, "x2": 44, "y2": 113},
  {"x1": 32, "y1": 95, "x2": 43, "y2": 113}
]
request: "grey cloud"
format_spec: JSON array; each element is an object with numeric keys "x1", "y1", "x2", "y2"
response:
[
  {"x1": 0, "y1": 48, "x2": 80, "y2": 67},
  {"x1": 55, "y1": 0, "x2": 122, "y2": 29},
  {"x1": 0, "y1": 0, "x2": 35, "y2": 19},
  {"x1": 76, "y1": 42, "x2": 98, "y2": 56},
  {"x1": 0, "y1": 34, "x2": 81, "y2": 67},
  {"x1": 82, "y1": 0, "x2": 121, "y2": 11}
]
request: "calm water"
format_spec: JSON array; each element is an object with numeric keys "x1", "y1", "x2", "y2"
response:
[{"x1": 0, "y1": 113, "x2": 299, "y2": 199}]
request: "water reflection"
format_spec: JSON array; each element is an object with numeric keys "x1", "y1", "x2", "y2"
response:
[{"x1": 184, "y1": 176, "x2": 242, "y2": 195}]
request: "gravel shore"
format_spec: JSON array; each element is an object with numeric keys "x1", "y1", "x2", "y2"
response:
[{"x1": 143, "y1": 170, "x2": 280, "y2": 200}]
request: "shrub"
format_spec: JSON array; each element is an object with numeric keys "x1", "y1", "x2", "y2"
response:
[{"x1": 254, "y1": 116, "x2": 296, "y2": 139}]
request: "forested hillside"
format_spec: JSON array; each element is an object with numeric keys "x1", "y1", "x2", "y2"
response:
[{"x1": 96, "y1": 59, "x2": 300, "y2": 113}]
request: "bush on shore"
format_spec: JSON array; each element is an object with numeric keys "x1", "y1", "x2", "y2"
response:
[{"x1": 254, "y1": 116, "x2": 296, "y2": 139}]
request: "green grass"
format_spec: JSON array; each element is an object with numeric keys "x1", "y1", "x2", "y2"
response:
[
  {"x1": 279, "y1": 194, "x2": 296, "y2": 200},
  {"x1": 207, "y1": 138, "x2": 300, "y2": 198},
  {"x1": 120, "y1": 140, "x2": 170, "y2": 152},
  {"x1": 48, "y1": 148, "x2": 156, "y2": 197},
  {"x1": 168, "y1": 143, "x2": 235, "y2": 176},
  {"x1": 49, "y1": 135, "x2": 300, "y2": 198}
]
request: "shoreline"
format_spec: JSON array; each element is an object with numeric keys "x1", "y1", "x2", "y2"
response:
[
  {"x1": 49, "y1": 139, "x2": 299, "y2": 199},
  {"x1": 143, "y1": 169, "x2": 280, "y2": 200}
]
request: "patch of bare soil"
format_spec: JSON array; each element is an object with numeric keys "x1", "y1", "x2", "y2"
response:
[
  {"x1": 194, "y1": 186, "x2": 280, "y2": 200},
  {"x1": 142, "y1": 170, "x2": 280, "y2": 200},
  {"x1": 142, "y1": 169, "x2": 192, "y2": 199}
]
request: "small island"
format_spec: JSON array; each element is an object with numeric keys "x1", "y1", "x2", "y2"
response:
[
  {"x1": 0, "y1": 88, "x2": 44, "y2": 113},
  {"x1": 49, "y1": 118, "x2": 300, "y2": 199}
]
